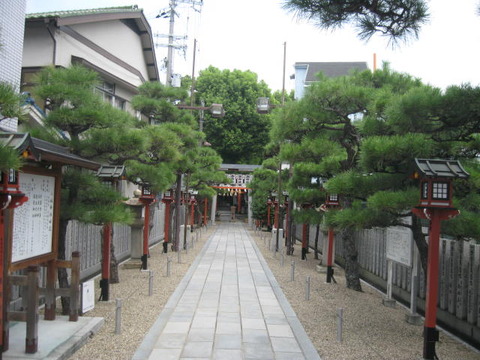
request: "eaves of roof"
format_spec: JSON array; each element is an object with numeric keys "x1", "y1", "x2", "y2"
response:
[
  {"x1": 220, "y1": 164, "x2": 261, "y2": 173},
  {"x1": 0, "y1": 132, "x2": 100, "y2": 170},
  {"x1": 26, "y1": 6, "x2": 159, "y2": 82},
  {"x1": 295, "y1": 62, "x2": 369, "y2": 82}
]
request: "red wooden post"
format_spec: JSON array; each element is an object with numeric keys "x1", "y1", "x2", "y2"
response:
[
  {"x1": 326, "y1": 227, "x2": 335, "y2": 283},
  {"x1": 99, "y1": 222, "x2": 111, "y2": 301},
  {"x1": 424, "y1": 208, "x2": 440, "y2": 359},
  {"x1": 274, "y1": 201, "x2": 279, "y2": 229},
  {"x1": 0, "y1": 211, "x2": 4, "y2": 353},
  {"x1": 190, "y1": 199, "x2": 195, "y2": 226},
  {"x1": 237, "y1": 192, "x2": 241, "y2": 213},
  {"x1": 163, "y1": 200, "x2": 172, "y2": 253}
]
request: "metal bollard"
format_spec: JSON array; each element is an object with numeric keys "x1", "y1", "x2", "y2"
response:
[
  {"x1": 167, "y1": 256, "x2": 172, "y2": 277},
  {"x1": 305, "y1": 276, "x2": 311, "y2": 301},
  {"x1": 115, "y1": 298, "x2": 122, "y2": 334},
  {"x1": 290, "y1": 260, "x2": 295, "y2": 281},
  {"x1": 148, "y1": 270, "x2": 153, "y2": 296},
  {"x1": 280, "y1": 252, "x2": 285, "y2": 267},
  {"x1": 337, "y1": 308, "x2": 343, "y2": 342}
]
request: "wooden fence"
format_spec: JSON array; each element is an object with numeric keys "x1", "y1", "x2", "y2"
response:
[{"x1": 296, "y1": 224, "x2": 480, "y2": 347}]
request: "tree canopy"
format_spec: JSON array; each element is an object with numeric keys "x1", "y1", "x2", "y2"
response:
[
  {"x1": 283, "y1": 0, "x2": 430, "y2": 43},
  {"x1": 0, "y1": 83, "x2": 26, "y2": 172},
  {"x1": 194, "y1": 66, "x2": 273, "y2": 164},
  {"x1": 253, "y1": 63, "x2": 480, "y2": 290}
]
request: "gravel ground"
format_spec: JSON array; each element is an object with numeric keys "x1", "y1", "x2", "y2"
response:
[{"x1": 68, "y1": 223, "x2": 480, "y2": 360}]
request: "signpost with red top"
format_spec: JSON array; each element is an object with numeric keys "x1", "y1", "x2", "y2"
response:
[
  {"x1": 139, "y1": 185, "x2": 156, "y2": 270},
  {"x1": 162, "y1": 190, "x2": 174, "y2": 253},
  {"x1": 321, "y1": 194, "x2": 341, "y2": 283},
  {"x1": 411, "y1": 158, "x2": 469, "y2": 360},
  {"x1": 96, "y1": 165, "x2": 126, "y2": 301}
]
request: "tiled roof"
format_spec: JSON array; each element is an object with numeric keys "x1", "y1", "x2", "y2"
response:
[
  {"x1": 220, "y1": 164, "x2": 261, "y2": 173},
  {"x1": 97, "y1": 165, "x2": 126, "y2": 179},
  {"x1": 296, "y1": 62, "x2": 369, "y2": 82},
  {"x1": 0, "y1": 132, "x2": 100, "y2": 170},
  {"x1": 26, "y1": 6, "x2": 141, "y2": 19}
]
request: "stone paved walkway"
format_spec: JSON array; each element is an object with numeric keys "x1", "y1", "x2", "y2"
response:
[{"x1": 132, "y1": 222, "x2": 321, "y2": 360}]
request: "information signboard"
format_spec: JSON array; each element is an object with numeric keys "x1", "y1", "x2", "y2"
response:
[
  {"x1": 12, "y1": 173, "x2": 55, "y2": 263},
  {"x1": 386, "y1": 226, "x2": 413, "y2": 267}
]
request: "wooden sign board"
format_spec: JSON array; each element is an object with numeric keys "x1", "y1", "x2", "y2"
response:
[
  {"x1": 386, "y1": 226, "x2": 413, "y2": 267},
  {"x1": 10, "y1": 168, "x2": 60, "y2": 270}
]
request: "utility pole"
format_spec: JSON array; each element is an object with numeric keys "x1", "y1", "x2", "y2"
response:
[
  {"x1": 156, "y1": 0, "x2": 203, "y2": 87},
  {"x1": 165, "y1": 0, "x2": 176, "y2": 87}
]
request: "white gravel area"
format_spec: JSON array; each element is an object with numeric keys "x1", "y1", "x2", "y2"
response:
[{"x1": 68, "y1": 223, "x2": 480, "y2": 360}]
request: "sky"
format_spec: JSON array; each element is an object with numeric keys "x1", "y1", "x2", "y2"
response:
[{"x1": 26, "y1": 0, "x2": 480, "y2": 92}]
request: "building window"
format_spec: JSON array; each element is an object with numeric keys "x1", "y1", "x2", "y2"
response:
[{"x1": 96, "y1": 81, "x2": 126, "y2": 110}]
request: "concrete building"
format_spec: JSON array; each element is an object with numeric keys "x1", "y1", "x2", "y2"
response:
[
  {"x1": 21, "y1": 6, "x2": 160, "y2": 119},
  {"x1": 0, "y1": 0, "x2": 27, "y2": 132}
]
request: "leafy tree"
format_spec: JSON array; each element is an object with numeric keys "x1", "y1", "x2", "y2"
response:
[
  {"x1": 194, "y1": 66, "x2": 272, "y2": 164},
  {"x1": 264, "y1": 64, "x2": 428, "y2": 290},
  {"x1": 33, "y1": 65, "x2": 135, "y2": 312},
  {"x1": 131, "y1": 81, "x2": 225, "y2": 250},
  {"x1": 283, "y1": 0, "x2": 430, "y2": 43}
]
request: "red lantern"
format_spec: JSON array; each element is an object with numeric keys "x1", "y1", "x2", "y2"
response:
[
  {"x1": 140, "y1": 185, "x2": 155, "y2": 203},
  {"x1": 325, "y1": 193, "x2": 340, "y2": 208},
  {"x1": 0, "y1": 169, "x2": 28, "y2": 210}
]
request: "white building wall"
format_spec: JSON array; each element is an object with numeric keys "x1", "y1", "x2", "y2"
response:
[
  {"x1": 294, "y1": 65, "x2": 308, "y2": 100},
  {"x1": 0, "y1": 0, "x2": 26, "y2": 89},
  {"x1": 22, "y1": 22, "x2": 56, "y2": 67},
  {"x1": 72, "y1": 20, "x2": 149, "y2": 82},
  {"x1": 0, "y1": 0, "x2": 26, "y2": 132}
]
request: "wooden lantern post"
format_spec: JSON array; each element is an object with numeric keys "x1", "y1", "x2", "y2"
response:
[
  {"x1": 162, "y1": 189, "x2": 174, "y2": 253},
  {"x1": 189, "y1": 195, "x2": 196, "y2": 227},
  {"x1": 266, "y1": 198, "x2": 272, "y2": 229},
  {"x1": 411, "y1": 158, "x2": 469, "y2": 360},
  {"x1": 139, "y1": 185, "x2": 156, "y2": 270},
  {"x1": 96, "y1": 165, "x2": 125, "y2": 301},
  {"x1": 301, "y1": 203, "x2": 311, "y2": 260},
  {"x1": 322, "y1": 193, "x2": 341, "y2": 283}
]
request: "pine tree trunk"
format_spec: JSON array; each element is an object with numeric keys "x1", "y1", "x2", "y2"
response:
[
  {"x1": 57, "y1": 219, "x2": 70, "y2": 315},
  {"x1": 342, "y1": 227, "x2": 362, "y2": 291},
  {"x1": 411, "y1": 215, "x2": 428, "y2": 274}
]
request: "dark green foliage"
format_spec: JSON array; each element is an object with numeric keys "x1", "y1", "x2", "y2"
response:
[
  {"x1": 283, "y1": 0, "x2": 429, "y2": 43},
  {"x1": 0, "y1": 82, "x2": 27, "y2": 172}
]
